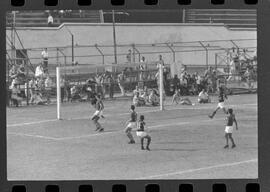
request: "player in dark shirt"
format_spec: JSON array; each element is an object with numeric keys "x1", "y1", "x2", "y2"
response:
[
  {"x1": 136, "y1": 115, "x2": 151, "y2": 150},
  {"x1": 124, "y1": 105, "x2": 137, "y2": 144},
  {"x1": 91, "y1": 94, "x2": 104, "y2": 132},
  {"x1": 224, "y1": 108, "x2": 238, "y2": 149},
  {"x1": 209, "y1": 86, "x2": 228, "y2": 119}
]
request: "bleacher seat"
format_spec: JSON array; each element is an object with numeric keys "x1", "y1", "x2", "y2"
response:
[{"x1": 185, "y1": 9, "x2": 256, "y2": 29}]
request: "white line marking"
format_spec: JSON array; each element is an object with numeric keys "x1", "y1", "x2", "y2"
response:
[
  {"x1": 7, "y1": 132, "x2": 58, "y2": 140},
  {"x1": 7, "y1": 103, "x2": 257, "y2": 127},
  {"x1": 7, "y1": 119, "x2": 58, "y2": 127},
  {"x1": 137, "y1": 159, "x2": 258, "y2": 179},
  {"x1": 7, "y1": 115, "x2": 256, "y2": 141}
]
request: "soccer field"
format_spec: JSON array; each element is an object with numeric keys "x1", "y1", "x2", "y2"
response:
[{"x1": 7, "y1": 94, "x2": 258, "y2": 180}]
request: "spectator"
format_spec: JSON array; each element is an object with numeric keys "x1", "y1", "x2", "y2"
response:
[
  {"x1": 41, "y1": 48, "x2": 49, "y2": 73},
  {"x1": 133, "y1": 85, "x2": 140, "y2": 96},
  {"x1": 65, "y1": 80, "x2": 71, "y2": 102},
  {"x1": 117, "y1": 71, "x2": 126, "y2": 96},
  {"x1": 149, "y1": 89, "x2": 159, "y2": 106},
  {"x1": 44, "y1": 75, "x2": 53, "y2": 104},
  {"x1": 172, "y1": 74, "x2": 180, "y2": 93},
  {"x1": 35, "y1": 63, "x2": 44, "y2": 78},
  {"x1": 60, "y1": 78, "x2": 65, "y2": 103},
  {"x1": 108, "y1": 74, "x2": 114, "y2": 99},
  {"x1": 141, "y1": 86, "x2": 149, "y2": 103},
  {"x1": 172, "y1": 89, "x2": 181, "y2": 104},
  {"x1": 133, "y1": 92, "x2": 146, "y2": 107},
  {"x1": 28, "y1": 77, "x2": 35, "y2": 104},
  {"x1": 31, "y1": 90, "x2": 46, "y2": 105},
  {"x1": 47, "y1": 14, "x2": 54, "y2": 27},
  {"x1": 244, "y1": 68, "x2": 254, "y2": 91},
  {"x1": 198, "y1": 89, "x2": 211, "y2": 103},
  {"x1": 180, "y1": 75, "x2": 188, "y2": 95},
  {"x1": 139, "y1": 56, "x2": 147, "y2": 81},
  {"x1": 126, "y1": 49, "x2": 132, "y2": 63},
  {"x1": 70, "y1": 84, "x2": 81, "y2": 102},
  {"x1": 10, "y1": 83, "x2": 23, "y2": 107},
  {"x1": 95, "y1": 74, "x2": 103, "y2": 97},
  {"x1": 9, "y1": 65, "x2": 19, "y2": 82},
  {"x1": 101, "y1": 73, "x2": 106, "y2": 99}
]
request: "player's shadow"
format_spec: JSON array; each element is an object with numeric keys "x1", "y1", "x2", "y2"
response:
[
  {"x1": 152, "y1": 148, "x2": 202, "y2": 152},
  {"x1": 155, "y1": 141, "x2": 194, "y2": 144}
]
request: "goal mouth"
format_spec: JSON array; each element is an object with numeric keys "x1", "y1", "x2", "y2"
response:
[{"x1": 55, "y1": 62, "x2": 169, "y2": 119}]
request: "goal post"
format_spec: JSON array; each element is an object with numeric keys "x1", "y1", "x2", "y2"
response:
[
  {"x1": 56, "y1": 67, "x2": 61, "y2": 120},
  {"x1": 159, "y1": 63, "x2": 164, "y2": 111},
  {"x1": 55, "y1": 63, "x2": 166, "y2": 120}
]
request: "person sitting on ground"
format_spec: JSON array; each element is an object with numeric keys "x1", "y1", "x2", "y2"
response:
[
  {"x1": 140, "y1": 86, "x2": 149, "y2": 103},
  {"x1": 198, "y1": 89, "x2": 211, "y2": 104},
  {"x1": 70, "y1": 84, "x2": 81, "y2": 102},
  {"x1": 172, "y1": 89, "x2": 194, "y2": 105},
  {"x1": 149, "y1": 89, "x2": 159, "y2": 106},
  {"x1": 133, "y1": 85, "x2": 140, "y2": 96},
  {"x1": 35, "y1": 63, "x2": 45, "y2": 79},
  {"x1": 32, "y1": 90, "x2": 46, "y2": 105},
  {"x1": 133, "y1": 92, "x2": 146, "y2": 107},
  {"x1": 172, "y1": 89, "x2": 181, "y2": 104}
]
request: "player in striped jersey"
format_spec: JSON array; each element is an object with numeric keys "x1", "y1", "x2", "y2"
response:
[{"x1": 124, "y1": 105, "x2": 137, "y2": 144}]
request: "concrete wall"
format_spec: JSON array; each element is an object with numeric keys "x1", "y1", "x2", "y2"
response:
[{"x1": 6, "y1": 23, "x2": 257, "y2": 66}]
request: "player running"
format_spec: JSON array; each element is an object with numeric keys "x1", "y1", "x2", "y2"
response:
[
  {"x1": 124, "y1": 105, "x2": 137, "y2": 144},
  {"x1": 208, "y1": 86, "x2": 228, "y2": 119},
  {"x1": 91, "y1": 94, "x2": 104, "y2": 132},
  {"x1": 136, "y1": 115, "x2": 151, "y2": 151},
  {"x1": 224, "y1": 108, "x2": 238, "y2": 149}
]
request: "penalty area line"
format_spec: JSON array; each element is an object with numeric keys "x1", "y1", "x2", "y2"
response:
[
  {"x1": 7, "y1": 103, "x2": 257, "y2": 128},
  {"x1": 137, "y1": 159, "x2": 258, "y2": 179}
]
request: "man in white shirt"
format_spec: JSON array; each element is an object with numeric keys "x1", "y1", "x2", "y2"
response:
[
  {"x1": 35, "y1": 63, "x2": 44, "y2": 78},
  {"x1": 198, "y1": 89, "x2": 210, "y2": 103},
  {"x1": 47, "y1": 14, "x2": 53, "y2": 26}
]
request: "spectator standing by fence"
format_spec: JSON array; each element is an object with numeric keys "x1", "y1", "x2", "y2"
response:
[
  {"x1": 41, "y1": 48, "x2": 49, "y2": 73},
  {"x1": 126, "y1": 49, "x2": 132, "y2": 63},
  {"x1": 44, "y1": 75, "x2": 53, "y2": 104},
  {"x1": 35, "y1": 63, "x2": 45, "y2": 78},
  {"x1": 47, "y1": 14, "x2": 54, "y2": 27},
  {"x1": 118, "y1": 71, "x2": 126, "y2": 96},
  {"x1": 108, "y1": 74, "x2": 114, "y2": 99}
]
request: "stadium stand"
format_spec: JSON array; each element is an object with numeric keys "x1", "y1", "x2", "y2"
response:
[
  {"x1": 6, "y1": 10, "x2": 102, "y2": 27},
  {"x1": 184, "y1": 9, "x2": 256, "y2": 29}
]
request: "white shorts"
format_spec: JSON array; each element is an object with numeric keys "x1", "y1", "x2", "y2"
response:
[
  {"x1": 93, "y1": 110, "x2": 103, "y2": 117},
  {"x1": 218, "y1": 102, "x2": 225, "y2": 109},
  {"x1": 127, "y1": 122, "x2": 137, "y2": 129},
  {"x1": 136, "y1": 131, "x2": 148, "y2": 137},
  {"x1": 225, "y1": 126, "x2": 233, "y2": 134}
]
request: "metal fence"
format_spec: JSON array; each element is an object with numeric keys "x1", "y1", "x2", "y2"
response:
[{"x1": 6, "y1": 38, "x2": 257, "y2": 70}]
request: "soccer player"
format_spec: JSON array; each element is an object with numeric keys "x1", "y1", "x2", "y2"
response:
[
  {"x1": 136, "y1": 115, "x2": 151, "y2": 151},
  {"x1": 91, "y1": 94, "x2": 104, "y2": 132},
  {"x1": 124, "y1": 105, "x2": 137, "y2": 144},
  {"x1": 208, "y1": 86, "x2": 228, "y2": 119},
  {"x1": 224, "y1": 108, "x2": 238, "y2": 149}
]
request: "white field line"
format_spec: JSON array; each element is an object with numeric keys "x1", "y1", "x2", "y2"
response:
[
  {"x1": 7, "y1": 103, "x2": 257, "y2": 128},
  {"x1": 7, "y1": 132, "x2": 58, "y2": 140},
  {"x1": 137, "y1": 159, "x2": 258, "y2": 179},
  {"x1": 7, "y1": 115, "x2": 256, "y2": 141}
]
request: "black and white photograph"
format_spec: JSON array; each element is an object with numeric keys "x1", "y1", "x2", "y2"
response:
[{"x1": 6, "y1": 9, "x2": 257, "y2": 180}]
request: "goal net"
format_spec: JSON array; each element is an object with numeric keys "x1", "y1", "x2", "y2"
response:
[{"x1": 56, "y1": 63, "x2": 168, "y2": 119}]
